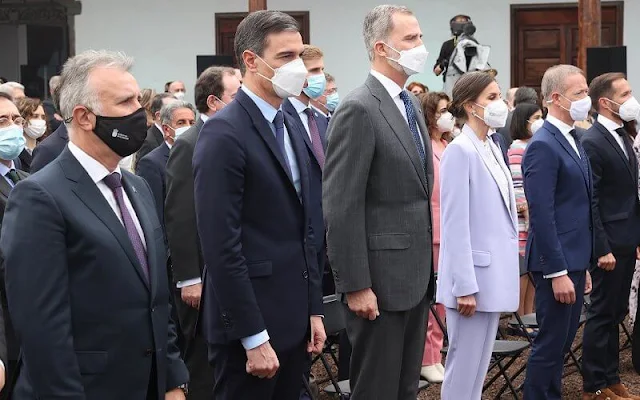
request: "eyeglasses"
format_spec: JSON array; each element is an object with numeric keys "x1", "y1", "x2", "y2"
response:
[{"x1": 0, "y1": 115, "x2": 25, "y2": 129}]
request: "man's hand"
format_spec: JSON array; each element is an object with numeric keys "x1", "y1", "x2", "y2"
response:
[
  {"x1": 597, "y1": 253, "x2": 616, "y2": 271},
  {"x1": 246, "y1": 341, "x2": 279, "y2": 379},
  {"x1": 456, "y1": 295, "x2": 476, "y2": 317},
  {"x1": 585, "y1": 270, "x2": 592, "y2": 295},
  {"x1": 181, "y1": 283, "x2": 202, "y2": 309},
  {"x1": 0, "y1": 364, "x2": 4, "y2": 391},
  {"x1": 434, "y1": 65, "x2": 443, "y2": 76},
  {"x1": 552, "y1": 275, "x2": 576, "y2": 304},
  {"x1": 165, "y1": 388, "x2": 185, "y2": 400},
  {"x1": 636, "y1": 246, "x2": 640, "y2": 260},
  {"x1": 346, "y1": 288, "x2": 379, "y2": 320},
  {"x1": 307, "y1": 316, "x2": 327, "y2": 355}
]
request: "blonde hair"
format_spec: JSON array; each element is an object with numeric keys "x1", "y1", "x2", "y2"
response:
[{"x1": 301, "y1": 45, "x2": 324, "y2": 62}]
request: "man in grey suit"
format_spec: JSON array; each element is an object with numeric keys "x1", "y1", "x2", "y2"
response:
[
  {"x1": 323, "y1": 5, "x2": 434, "y2": 400},
  {"x1": 164, "y1": 65, "x2": 240, "y2": 400}
]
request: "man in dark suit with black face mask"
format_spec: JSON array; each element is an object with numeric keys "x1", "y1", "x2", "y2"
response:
[{"x1": 1, "y1": 50, "x2": 188, "y2": 400}]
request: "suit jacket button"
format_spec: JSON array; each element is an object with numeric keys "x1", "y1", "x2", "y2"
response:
[
  {"x1": 428, "y1": 226, "x2": 433, "y2": 233},
  {"x1": 144, "y1": 348, "x2": 153, "y2": 357},
  {"x1": 303, "y1": 270, "x2": 309, "y2": 279}
]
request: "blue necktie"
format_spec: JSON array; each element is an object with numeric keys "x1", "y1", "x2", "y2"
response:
[
  {"x1": 399, "y1": 91, "x2": 427, "y2": 176},
  {"x1": 273, "y1": 110, "x2": 291, "y2": 176},
  {"x1": 569, "y1": 129, "x2": 590, "y2": 178}
]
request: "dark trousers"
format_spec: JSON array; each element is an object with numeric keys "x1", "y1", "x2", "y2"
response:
[
  {"x1": 208, "y1": 339, "x2": 308, "y2": 400},
  {"x1": 173, "y1": 290, "x2": 215, "y2": 400},
  {"x1": 523, "y1": 271, "x2": 586, "y2": 400},
  {"x1": 346, "y1": 294, "x2": 429, "y2": 400},
  {"x1": 583, "y1": 249, "x2": 636, "y2": 392}
]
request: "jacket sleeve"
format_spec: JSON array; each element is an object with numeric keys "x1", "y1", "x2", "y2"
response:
[
  {"x1": 165, "y1": 135, "x2": 202, "y2": 283},
  {"x1": 523, "y1": 139, "x2": 570, "y2": 275},
  {"x1": 30, "y1": 144, "x2": 56, "y2": 174},
  {"x1": 135, "y1": 156, "x2": 164, "y2": 226},
  {"x1": 439, "y1": 143, "x2": 478, "y2": 297},
  {"x1": 581, "y1": 137, "x2": 611, "y2": 257},
  {"x1": 322, "y1": 99, "x2": 375, "y2": 294},
  {"x1": 1, "y1": 180, "x2": 86, "y2": 399},
  {"x1": 193, "y1": 118, "x2": 266, "y2": 340}
]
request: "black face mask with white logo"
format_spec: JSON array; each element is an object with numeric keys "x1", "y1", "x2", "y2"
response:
[{"x1": 92, "y1": 108, "x2": 148, "y2": 157}]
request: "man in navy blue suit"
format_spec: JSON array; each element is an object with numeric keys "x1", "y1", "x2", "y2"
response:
[
  {"x1": 193, "y1": 10, "x2": 326, "y2": 400},
  {"x1": 136, "y1": 100, "x2": 195, "y2": 231},
  {"x1": 522, "y1": 64, "x2": 595, "y2": 400}
]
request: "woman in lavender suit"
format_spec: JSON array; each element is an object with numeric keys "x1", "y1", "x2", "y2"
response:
[{"x1": 436, "y1": 72, "x2": 520, "y2": 400}]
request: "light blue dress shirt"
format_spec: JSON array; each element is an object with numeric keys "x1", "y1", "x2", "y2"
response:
[{"x1": 236, "y1": 86, "x2": 301, "y2": 350}]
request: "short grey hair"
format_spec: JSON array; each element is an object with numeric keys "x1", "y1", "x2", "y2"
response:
[
  {"x1": 160, "y1": 100, "x2": 196, "y2": 126},
  {"x1": 363, "y1": 5, "x2": 413, "y2": 61},
  {"x1": 541, "y1": 64, "x2": 585, "y2": 102},
  {"x1": 58, "y1": 50, "x2": 134, "y2": 120},
  {"x1": 49, "y1": 75, "x2": 61, "y2": 92},
  {"x1": 0, "y1": 82, "x2": 24, "y2": 98},
  {"x1": 514, "y1": 87, "x2": 540, "y2": 107},
  {"x1": 234, "y1": 10, "x2": 299, "y2": 75}
]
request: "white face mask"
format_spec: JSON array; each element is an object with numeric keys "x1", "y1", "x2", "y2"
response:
[
  {"x1": 257, "y1": 56, "x2": 308, "y2": 99},
  {"x1": 606, "y1": 96, "x2": 640, "y2": 122},
  {"x1": 384, "y1": 43, "x2": 429, "y2": 76},
  {"x1": 174, "y1": 126, "x2": 190, "y2": 138},
  {"x1": 474, "y1": 100, "x2": 509, "y2": 129},
  {"x1": 173, "y1": 91, "x2": 186, "y2": 100},
  {"x1": 529, "y1": 118, "x2": 544, "y2": 135},
  {"x1": 25, "y1": 119, "x2": 47, "y2": 139},
  {"x1": 436, "y1": 112, "x2": 455, "y2": 133},
  {"x1": 556, "y1": 94, "x2": 592, "y2": 122}
]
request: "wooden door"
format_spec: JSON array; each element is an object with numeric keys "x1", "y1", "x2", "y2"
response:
[
  {"x1": 215, "y1": 12, "x2": 310, "y2": 67},
  {"x1": 511, "y1": 2, "x2": 623, "y2": 91}
]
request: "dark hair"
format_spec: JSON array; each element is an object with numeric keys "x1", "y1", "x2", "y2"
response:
[
  {"x1": 450, "y1": 14, "x2": 470, "y2": 23},
  {"x1": 449, "y1": 71, "x2": 495, "y2": 121},
  {"x1": 419, "y1": 92, "x2": 451, "y2": 140},
  {"x1": 194, "y1": 66, "x2": 235, "y2": 114},
  {"x1": 234, "y1": 10, "x2": 299, "y2": 75},
  {"x1": 510, "y1": 103, "x2": 541, "y2": 141},
  {"x1": 589, "y1": 72, "x2": 627, "y2": 113},
  {"x1": 407, "y1": 82, "x2": 428, "y2": 94},
  {"x1": 151, "y1": 93, "x2": 175, "y2": 115},
  {"x1": 164, "y1": 81, "x2": 173, "y2": 92},
  {"x1": 514, "y1": 87, "x2": 540, "y2": 107}
]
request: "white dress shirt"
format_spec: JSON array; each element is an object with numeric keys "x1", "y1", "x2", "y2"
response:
[
  {"x1": 370, "y1": 69, "x2": 426, "y2": 149},
  {"x1": 200, "y1": 113, "x2": 209, "y2": 123},
  {"x1": 597, "y1": 114, "x2": 627, "y2": 158},
  {"x1": 543, "y1": 115, "x2": 582, "y2": 279},
  {"x1": 289, "y1": 97, "x2": 313, "y2": 141},
  {"x1": 480, "y1": 136, "x2": 511, "y2": 209},
  {"x1": 0, "y1": 160, "x2": 17, "y2": 188},
  {"x1": 546, "y1": 115, "x2": 580, "y2": 158},
  {"x1": 68, "y1": 142, "x2": 147, "y2": 250}
]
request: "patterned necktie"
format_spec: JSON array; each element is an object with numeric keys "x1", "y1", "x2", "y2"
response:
[
  {"x1": 398, "y1": 91, "x2": 427, "y2": 175},
  {"x1": 304, "y1": 108, "x2": 325, "y2": 168},
  {"x1": 569, "y1": 129, "x2": 591, "y2": 177},
  {"x1": 102, "y1": 172, "x2": 149, "y2": 280},
  {"x1": 6, "y1": 169, "x2": 20, "y2": 185},
  {"x1": 273, "y1": 110, "x2": 292, "y2": 176}
]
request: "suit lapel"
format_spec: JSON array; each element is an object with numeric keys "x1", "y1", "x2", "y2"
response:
[
  {"x1": 122, "y1": 172, "x2": 158, "y2": 299},
  {"x1": 366, "y1": 75, "x2": 428, "y2": 195},
  {"x1": 595, "y1": 121, "x2": 635, "y2": 183},
  {"x1": 60, "y1": 149, "x2": 150, "y2": 291},
  {"x1": 546, "y1": 122, "x2": 590, "y2": 189},
  {"x1": 0, "y1": 177, "x2": 11, "y2": 200},
  {"x1": 465, "y1": 129, "x2": 515, "y2": 231},
  {"x1": 284, "y1": 100, "x2": 317, "y2": 163},
  {"x1": 237, "y1": 90, "x2": 295, "y2": 187}
]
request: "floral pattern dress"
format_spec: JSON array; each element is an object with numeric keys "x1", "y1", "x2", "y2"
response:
[{"x1": 628, "y1": 133, "x2": 640, "y2": 329}]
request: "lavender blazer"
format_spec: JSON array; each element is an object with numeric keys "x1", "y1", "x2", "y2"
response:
[{"x1": 436, "y1": 125, "x2": 520, "y2": 312}]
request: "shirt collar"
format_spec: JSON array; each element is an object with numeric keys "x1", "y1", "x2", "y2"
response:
[
  {"x1": 241, "y1": 85, "x2": 279, "y2": 123},
  {"x1": 597, "y1": 114, "x2": 624, "y2": 133},
  {"x1": 154, "y1": 122, "x2": 163, "y2": 132},
  {"x1": 0, "y1": 160, "x2": 15, "y2": 177},
  {"x1": 289, "y1": 97, "x2": 310, "y2": 115},
  {"x1": 165, "y1": 140, "x2": 172, "y2": 150},
  {"x1": 68, "y1": 141, "x2": 122, "y2": 184},
  {"x1": 370, "y1": 69, "x2": 403, "y2": 99},
  {"x1": 546, "y1": 114, "x2": 575, "y2": 136},
  {"x1": 200, "y1": 114, "x2": 209, "y2": 123},
  {"x1": 312, "y1": 105, "x2": 328, "y2": 118}
]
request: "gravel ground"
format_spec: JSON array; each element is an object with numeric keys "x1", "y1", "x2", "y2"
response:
[{"x1": 312, "y1": 319, "x2": 639, "y2": 399}]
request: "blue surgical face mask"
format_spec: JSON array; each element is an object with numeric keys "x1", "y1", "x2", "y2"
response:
[
  {"x1": 0, "y1": 124, "x2": 26, "y2": 161},
  {"x1": 302, "y1": 74, "x2": 327, "y2": 99},
  {"x1": 326, "y1": 92, "x2": 340, "y2": 112}
]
